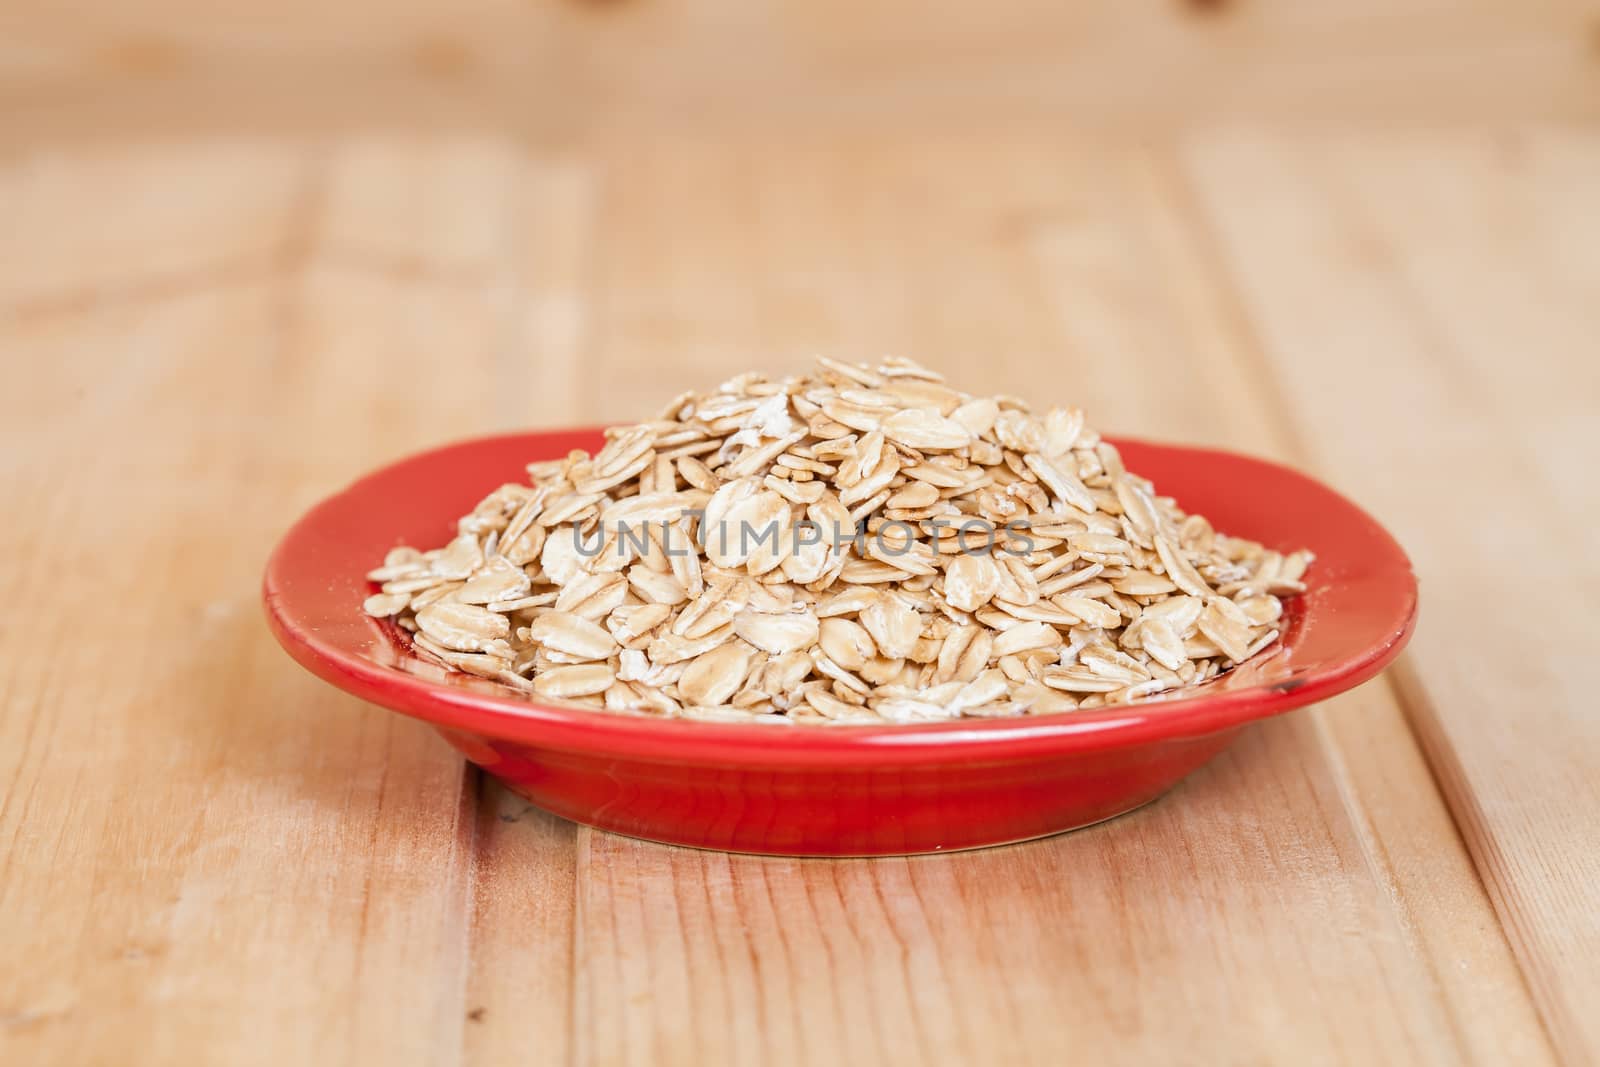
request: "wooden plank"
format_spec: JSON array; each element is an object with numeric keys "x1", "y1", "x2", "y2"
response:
[
  {"x1": 2, "y1": 1, "x2": 1598, "y2": 143},
  {"x1": 0, "y1": 138, "x2": 583, "y2": 1064},
  {"x1": 1180, "y1": 127, "x2": 1597, "y2": 1063},
  {"x1": 0, "y1": 279, "x2": 479, "y2": 1065},
  {"x1": 1130, "y1": 149, "x2": 1558, "y2": 1064},
  {"x1": 457, "y1": 149, "x2": 595, "y2": 1067},
  {"x1": 566, "y1": 135, "x2": 1551, "y2": 1065},
  {"x1": 0, "y1": 140, "x2": 304, "y2": 310},
  {"x1": 460, "y1": 784, "x2": 577, "y2": 1065}
]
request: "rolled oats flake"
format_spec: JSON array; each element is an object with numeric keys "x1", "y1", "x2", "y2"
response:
[{"x1": 364, "y1": 359, "x2": 1311, "y2": 723}]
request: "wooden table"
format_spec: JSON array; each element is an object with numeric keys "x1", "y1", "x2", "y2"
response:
[{"x1": 3, "y1": 126, "x2": 1596, "y2": 1066}]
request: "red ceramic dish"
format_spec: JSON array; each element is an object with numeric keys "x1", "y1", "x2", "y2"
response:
[{"x1": 263, "y1": 429, "x2": 1417, "y2": 856}]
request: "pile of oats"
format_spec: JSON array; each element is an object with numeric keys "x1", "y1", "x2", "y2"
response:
[{"x1": 364, "y1": 358, "x2": 1311, "y2": 724}]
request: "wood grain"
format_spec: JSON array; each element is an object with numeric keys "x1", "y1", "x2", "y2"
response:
[
  {"x1": 0, "y1": 129, "x2": 1591, "y2": 1065},
  {"x1": 1180, "y1": 127, "x2": 1600, "y2": 1064},
  {"x1": 0, "y1": 138, "x2": 582, "y2": 1064}
]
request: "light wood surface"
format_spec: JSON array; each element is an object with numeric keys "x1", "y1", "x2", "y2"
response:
[
  {"x1": 1, "y1": 126, "x2": 1595, "y2": 1066},
  {"x1": 3, "y1": 0, "x2": 1600, "y2": 141}
]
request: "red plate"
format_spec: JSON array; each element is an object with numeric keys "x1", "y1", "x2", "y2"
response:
[{"x1": 263, "y1": 430, "x2": 1417, "y2": 856}]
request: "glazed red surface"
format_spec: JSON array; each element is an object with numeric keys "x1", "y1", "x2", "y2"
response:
[{"x1": 263, "y1": 430, "x2": 1417, "y2": 855}]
